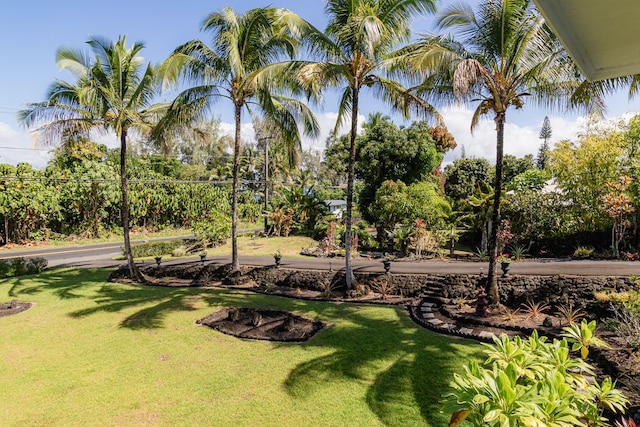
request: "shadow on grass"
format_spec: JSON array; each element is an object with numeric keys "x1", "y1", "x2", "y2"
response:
[
  {"x1": 273, "y1": 299, "x2": 485, "y2": 426},
  {"x1": 5, "y1": 268, "x2": 228, "y2": 330},
  {"x1": 5, "y1": 268, "x2": 484, "y2": 425},
  {"x1": 7, "y1": 268, "x2": 108, "y2": 300}
]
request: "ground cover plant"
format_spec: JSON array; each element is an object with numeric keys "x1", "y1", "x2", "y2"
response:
[{"x1": 0, "y1": 268, "x2": 482, "y2": 426}]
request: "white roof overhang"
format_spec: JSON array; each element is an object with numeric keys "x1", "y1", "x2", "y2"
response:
[{"x1": 534, "y1": 0, "x2": 640, "y2": 81}]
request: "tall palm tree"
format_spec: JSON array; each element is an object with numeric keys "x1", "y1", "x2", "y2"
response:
[
  {"x1": 160, "y1": 7, "x2": 319, "y2": 272},
  {"x1": 19, "y1": 35, "x2": 166, "y2": 281},
  {"x1": 398, "y1": 0, "x2": 612, "y2": 303},
  {"x1": 297, "y1": 0, "x2": 440, "y2": 291}
]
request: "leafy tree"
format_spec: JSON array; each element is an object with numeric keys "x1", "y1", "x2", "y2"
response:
[
  {"x1": 508, "y1": 168, "x2": 551, "y2": 192},
  {"x1": 444, "y1": 157, "x2": 493, "y2": 203},
  {"x1": 551, "y1": 123, "x2": 625, "y2": 231},
  {"x1": 356, "y1": 119, "x2": 442, "y2": 222},
  {"x1": 502, "y1": 154, "x2": 535, "y2": 184},
  {"x1": 398, "y1": 0, "x2": 606, "y2": 303},
  {"x1": 297, "y1": 0, "x2": 440, "y2": 290},
  {"x1": 19, "y1": 36, "x2": 166, "y2": 281},
  {"x1": 602, "y1": 176, "x2": 635, "y2": 258},
  {"x1": 537, "y1": 116, "x2": 553, "y2": 169},
  {"x1": 369, "y1": 180, "x2": 450, "y2": 248},
  {"x1": 503, "y1": 190, "x2": 581, "y2": 254},
  {"x1": 160, "y1": 7, "x2": 319, "y2": 272}
]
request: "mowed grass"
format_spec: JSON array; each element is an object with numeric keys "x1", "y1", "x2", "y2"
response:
[
  {"x1": 0, "y1": 268, "x2": 482, "y2": 426},
  {"x1": 198, "y1": 235, "x2": 319, "y2": 258}
]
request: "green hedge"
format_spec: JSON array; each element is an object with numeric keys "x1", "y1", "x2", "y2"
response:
[
  {"x1": 127, "y1": 240, "x2": 190, "y2": 258},
  {"x1": 0, "y1": 257, "x2": 48, "y2": 278}
]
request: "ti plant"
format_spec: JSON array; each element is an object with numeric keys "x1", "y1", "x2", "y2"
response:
[
  {"x1": 561, "y1": 319, "x2": 610, "y2": 359},
  {"x1": 443, "y1": 328, "x2": 627, "y2": 427}
]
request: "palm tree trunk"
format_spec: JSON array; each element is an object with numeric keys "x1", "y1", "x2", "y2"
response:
[
  {"x1": 231, "y1": 105, "x2": 241, "y2": 271},
  {"x1": 344, "y1": 86, "x2": 359, "y2": 291},
  {"x1": 487, "y1": 112, "x2": 506, "y2": 305},
  {"x1": 120, "y1": 130, "x2": 142, "y2": 282},
  {"x1": 3, "y1": 216, "x2": 8, "y2": 244}
]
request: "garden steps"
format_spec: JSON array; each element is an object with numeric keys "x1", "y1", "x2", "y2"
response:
[{"x1": 409, "y1": 298, "x2": 522, "y2": 343}]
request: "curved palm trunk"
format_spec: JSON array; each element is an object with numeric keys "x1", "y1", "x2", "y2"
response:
[
  {"x1": 120, "y1": 130, "x2": 142, "y2": 282},
  {"x1": 486, "y1": 112, "x2": 506, "y2": 304},
  {"x1": 231, "y1": 105, "x2": 242, "y2": 271},
  {"x1": 344, "y1": 86, "x2": 359, "y2": 291}
]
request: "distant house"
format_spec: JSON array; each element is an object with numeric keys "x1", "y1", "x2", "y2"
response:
[{"x1": 325, "y1": 200, "x2": 347, "y2": 219}]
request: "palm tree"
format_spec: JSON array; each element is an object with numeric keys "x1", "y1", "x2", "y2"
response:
[
  {"x1": 160, "y1": 7, "x2": 319, "y2": 272},
  {"x1": 19, "y1": 35, "x2": 166, "y2": 281},
  {"x1": 398, "y1": 0, "x2": 610, "y2": 303},
  {"x1": 297, "y1": 0, "x2": 440, "y2": 291}
]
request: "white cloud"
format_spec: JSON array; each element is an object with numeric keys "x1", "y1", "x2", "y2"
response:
[
  {"x1": 0, "y1": 122, "x2": 52, "y2": 169},
  {"x1": 441, "y1": 106, "x2": 584, "y2": 165}
]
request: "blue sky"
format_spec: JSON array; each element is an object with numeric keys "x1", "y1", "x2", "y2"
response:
[{"x1": 1, "y1": 0, "x2": 639, "y2": 168}]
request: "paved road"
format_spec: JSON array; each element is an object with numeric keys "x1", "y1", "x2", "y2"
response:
[{"x1": 3, "y1": 242, "x2": 638, "y2": 276}]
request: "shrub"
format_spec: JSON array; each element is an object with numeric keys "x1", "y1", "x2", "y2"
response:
[
  {"x1": 574, "y1": 246, "x2": 594, "y2": 259},
  {"x1": 128, "y1": 240, "x2": 187, "y2": 258},
  {"x1": 444, "y1": 328, "x2": 627, "y2": 427},
  {"x1": 172, "y1": 246, "x2": 187, "y2": 258},
  {"x1": 192, "y1": 211, "x2": 231, "y2": 248},
  {"x1": 26, "y1": 257, "x2": 48, "y2": 274},
  {"x1": 0, "y1": 257, "x2": 48, "y2": 278}
]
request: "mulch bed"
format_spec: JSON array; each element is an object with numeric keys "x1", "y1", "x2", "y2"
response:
[
  {"x1": 0, "y1": 300, "x2": 33, "y2": 318},
  {"x1": 196, "y1": 307, "x2": 330, "y2": 342}
]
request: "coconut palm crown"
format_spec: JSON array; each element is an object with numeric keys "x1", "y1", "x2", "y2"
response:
[
  {"x1": 19, "y1": 35, "x2": 166, "y2": 281},
  {"x1": 296, "y1": 0, "x2": 441, "y2": 290},
  {"x1": 397, "y1": 0, "x2": 616, "y2": 303},
  {"x1": 159, "y1": 6, "x2": 320, "y2": 272}
]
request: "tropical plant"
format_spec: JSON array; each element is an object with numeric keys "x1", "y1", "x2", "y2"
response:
[
  {"x1": 444, "y1": 330, "x2": 628, "y2": 427},
  {"x1": 296, "y1": 0, "x2": 440, "y2": 290},
  {"x1": 562, "y1": 319, "x2": 610, "y2": 359},
  {"x1": 521, "y1": 300, "x2": 550, "y2": 320},
  {"x1": 556, "y1": 302, "x2": 586, "y2": 326},
  {"x1": 19, "y1": 36, "x2": 166, "y2": 281},
  {"x1": 192, "y1": 211, "x2": 232, "y2": 250},
  {"x1": 398, "y1": 0, "x2": 609, "y2": 303},
  {"x1": 507, "y1": 243, "x2": 528, "y2": 260},
  {"x1": 160, "y1": 7, "x2": 319, "y2": 272},
  {"x1": 574, "y1": 246, "x2": 595, "y2": 259}
]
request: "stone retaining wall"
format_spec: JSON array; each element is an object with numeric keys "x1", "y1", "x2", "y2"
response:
[
  {"x1": 244, "y1": 268, "x2": 636, "y2": 315},
  {"x1": 134, "y1": 263, "x2": 636, "y2": 315}
]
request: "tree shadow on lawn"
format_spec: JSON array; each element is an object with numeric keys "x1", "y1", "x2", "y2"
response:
[
  {"x1": 5, "y1": 268, "x2": 228, "y2": 330},
  {"x1": 67, "y1": 283, "x2": 212, "y2": 330},
  {"x1": 275, "y1": 299, "x2": 485, "y2": 426},
  {"x1": 6, "y1": 268, "x2": 109, "y2": 300}
]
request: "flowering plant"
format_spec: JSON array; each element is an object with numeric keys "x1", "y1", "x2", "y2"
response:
[{"x1": 497, "y1": 253, "x2": 511, "y2": 263}]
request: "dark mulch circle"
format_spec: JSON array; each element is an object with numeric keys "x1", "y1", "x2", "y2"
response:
[
  {"x1": 196, "y1": 307, "x2": 330, "y2": 342},
  {"x1": 0, "y1": 300, "x2": 33, "y2": 318}
]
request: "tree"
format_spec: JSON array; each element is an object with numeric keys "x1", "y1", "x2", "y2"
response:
[
  {"x1": 297, "y1": 0, "x2": 440, "y2": 290},
  {"x1": 160, "y1": 7, "x2": 319, "y2": 272},
  {"x1": 444, "y1": 157, "x2": 493, "y2": 202},
  {"x1": 369, "y1": 180, "x2": 451, "y2": 249},
  {"x1": 356, "y1": 119, "x2": 442, "y2": 223},
  {"x1": 399, "y1": 0, "x2": 606, "y2": 303},
  {"x1": 551, "y1": 123, "x2": 625, "y2": 231},
  {"x1": 502, "y1": 154, "x2": 535, "y2": 184},
  {"x1": 537, "y1": 116, "x2": 552, "y2": 169},
  {"x1": 19, "y1": 36, "x2": 165, "y2": 281}
]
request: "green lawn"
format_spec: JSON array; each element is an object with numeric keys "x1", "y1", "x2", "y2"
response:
[{"x1": 0, "y1": 268, "x2": 482, "y2": 426}]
